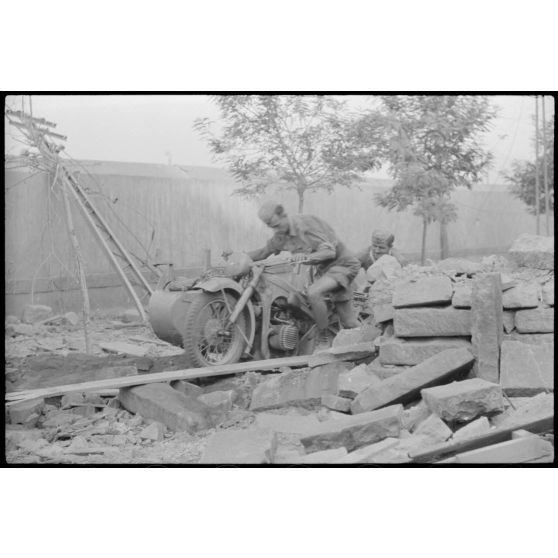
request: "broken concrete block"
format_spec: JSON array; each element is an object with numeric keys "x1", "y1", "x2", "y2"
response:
[
  {"x1": 198, "y1": 390, "x2": 235, "y2": 412},
  {"x1": 401, "y1": 400, "x2": 432, "y2": 432},
  {"x1": 321, "y1": 394, "x2": 352, "y2": 413},
  {"x1": 503, "y1": 332, "x2": 553, "y2": 345},
  {"x1": 119, "y1": 382, "x2": 214, "y2": 433},
  {"x1": 22, "y1": 304, "x2": 52, "y2": 324},
  {"x1": 8, "y1": 398, "x2": 45, "y2": 424},
  {"x1": 421, "y1": 378, "x2": 504, "y2": 423},
  {"x1": 451, "y1": 416, "x2": 491, "y2": 441},
  {"x1": 394, "y1": 307, "x2": 472, "y2": 337},
  {"x1": 413, "y1": 414, "x2": 452, "y2": 444},
  {"x1": 170, "y1": 380, "x2": 203, "y2": 398},
  {"x1": 294, "y1": 448, "x2": 348, "y2": 464},
  {"x1": 502, "y1": 284, "x2": 540, "y2": 309},
  {"x1": 508, "y1": 233, "x2": 554, "y2": 270},
  {"x1": 491, "y1": 392, "x2": 554, "y2": 429},
  {"x1": 254, "y1": 413, "x2": 321, "y2": 435},
  {"x1": 333, "y1": 438, "x2": 400, "y2": 464},
  {"x1": 22, "y1": 413, "x2": 40, "y2": 428},
  {"x1": 366, "y1": 360, "x2": 410, "y2": 380},
  {"x1": 300, "y1": 404, "x2": 402, "y2": 453},
  {"x1": 71, "y1": 404, "x2": 97, "y2": 418},
  {"x1": 392, "y1": 276, "x2": 453, "y2": 308},
  {"x1": 371, "y1": 303, "x2": 394, "y2": 324},
  {"x1": 502, "y1": 311, "x2": 515, "y2": 333},
  {"x1": 199, "y1": 428, "x2": 277, "y2": 464},
  {"x1": 471, "y1": 273, "x2": 503, "y2": 383},
  {"x1": 61, "y1": 392, "x2": 104, "y2": 409},
  {"x1": 514, "y1": 308, "x2": 554, "y2": 333},
  {"x1": 452, "y1": 283, "x2": 472, "y2": 308},
  {"x1": 332, "y1": 324, "x2": 381, "y2": 347},
  {"x1": 249, "y1": 364, "x2": 344, "y2": 412},
  {"x1": 140, "y1": 422, "x2": 165, "y2": 441},
  {"x1": 379, "y1": 337, "x2": 472, "y2": 366},
  {"x1": 541, "y1": 279, "x2": 554, "y2": 306},
  {"x1": 352, "y1": 348, "x2": 475, "y2": 414},
  {"x1": 500, "y1": 340, "x2": 554, "y2": 396},
  {"x1": 452, "y1": 436, "x2": 554, "y2": 464},
  {"x1": 436, "y1": 258, "x2": 482, "y2": 276},
  {"x1": 307, "y1": 352, "x2": 351, "y2": 368},
  {"x1": 511, "y1": 429, "x2": 537, "y2": 439},
  {"x1": 337, "y1": 363, "x2": 382, "y2": 398}
]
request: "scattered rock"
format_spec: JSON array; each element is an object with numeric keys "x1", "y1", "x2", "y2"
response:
[
  {"x1": 42, "y1": 411, "x2": 78, "y2": 428},
  {"x1": 71, "y1": 404, "x2": 97, "y2": 418},
  {"x1": 328, "y1": 342, "x2": 376, "y2": 359},
  {"x1": 541, "y1": 279, "x2": 554, "y2": 306},
  {"x1": 294, "y1": 448, "x2": 348, "y2": 464},
  {"x1": 514, "y1": 308, "x2": 554, "y2": 333},
  {"x1": 6, "y1": 315, "x2": 20, "y2": 325},
  {"x1": 352, "y1": 348, "x2": 475, "y2": 414},
  {"x1": 254, "y1": 413, "x2": 321, "y2": 435},
  {"x1": 321, "y1": 394, "x2": 352, "y2": 413},
  {"x1": 491, "y1": 393, "x2": 554, "y2": 429},
  {"x1": 337, "y1": 363, "x2": 382, "y2": 398},
  {"x1": 508, "y1": 234, "x2": 554, "y2": 270},
  {"x1": 500, "y1": 340, "x2": 554, "y2": 396},
  {"x1": 394, "y1": 307, "x2": 472, "y2": 337},
  {"x1": 198, "y1": 390, "x2": 235, "y2": 413},
  {"x1": 8, "y1": 398, "x2": 45, "y2": 424},
  {"x1": 120, "y1": 309, "x2": 141, "y2": 323},
  {"x1": 379, "y1": 337, "x2": 472, "y2": 366},
  {"x1": 200, "y1": 428, "x2": 277, "y2": 464},
  {"x1": 435, "y1": 258, "x2": 482, "y2": 276},
  {"x1": 332, "y1": 324, "x2": 381, "y2": 347},
  {"x1": 366, "y1": 360, "x2": 410, "y2": 380},
  {"x1": 421, "y1": 378, "x2": 504, "y2": 423},
  {"x1": 413, "y1": 414, "x2": 452, "y2": 444},
  {"x1": 371, "y1": 303, "x2": 394, "y2": 324},
  {"x1": 170, "y1": 380, "x2": 203, "y2": 398},
  {"x1": 299, "y1": 404, "x2": 403, "y2": 453},
  {"x1": 401, "y1": 400, "x2": 432, "y2": 432},
  {"x1": 63, "y1": 311, "x2": 80, "y2": 326},
  {"x1": 502, "y1": 284, "x2": 540, "y2": 309},
  {"x1": 22, "y1": 304, "x2": 52, "y2": 324},
  {"x1": 502, "y1": 311, "x2": 515, "y2": 333},
  {"x1": 136, "y1": 357, "x2": 154, "y2": 372},
  {"x1": 61, "y1": 392, "x2": 104, "y2": 409},
  {"x1": 451, "y1": 416, "x2": 491, "y2": 441},
  {"x1": 140, "y1": 422, "x2": 165, "y2": 441},
  {"x1": 333, "y1": 437, "x2": 400, "y2": 464},
  {"x1": 9, "y1": 323, "x2": 36, "y2": 337},
  {"x1": 393, "y1": 276, "x2": 453, "y2": 308}
]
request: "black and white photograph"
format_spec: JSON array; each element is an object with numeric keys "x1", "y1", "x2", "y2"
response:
[{"x1": 4, "y1": 93, "x2": 555, "y2": 466}]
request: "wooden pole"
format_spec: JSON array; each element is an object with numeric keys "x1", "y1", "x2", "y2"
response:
[
  {"x1": 541, "y1": 95, "x2": 550, "y2": 235},
  {"x1": 60, "y1": 173, "x2": 92, "y2": 354},
  {"x1": 534, "y1": 96, "x2": 541, "y2": 234}
]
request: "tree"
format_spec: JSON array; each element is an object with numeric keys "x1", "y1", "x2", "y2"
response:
[
  {"x1": 502, "y1": 115, "x2": 554, "y2": 215},
  {"x1": 368, "y1": 95, "x2": 496, "y2": 263},
  {"x1": 194, "y1": 95, "x2": 382, "y2": 213}
]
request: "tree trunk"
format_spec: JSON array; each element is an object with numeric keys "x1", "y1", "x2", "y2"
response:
[
  {"x1": 440, "y1": 220, "x2": 449, "y2": 260},
  {"x1": 421, "y1": 217, "x2": 428, "y2": 265},
  {"x1": 297, "y1": 190, "x2": 305, "y2": 213}
]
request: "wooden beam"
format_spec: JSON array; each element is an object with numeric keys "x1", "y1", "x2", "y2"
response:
[
  {"x1": 410, "y1": 413, "x2": 554, "y2": 463},
  {"x1": 5, "y1": 355, "x2": 311, "y2": 404}
]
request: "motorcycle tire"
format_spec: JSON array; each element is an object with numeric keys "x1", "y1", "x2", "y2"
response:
[{"x1": 181, "y1": 291, "x2": 248, "y2": 368}]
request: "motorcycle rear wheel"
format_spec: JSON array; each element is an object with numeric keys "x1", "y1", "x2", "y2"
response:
[{"x1": 181, "y1": 291, "x2": 248, "y2": 368}]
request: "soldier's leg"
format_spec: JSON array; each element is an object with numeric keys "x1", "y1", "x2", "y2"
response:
[
  {"x1": 306, "y1": 275, "x2": 338, "y2": 331},
  {"x1": 335, "y1": 299, "x2": 360, "y2": 329}
]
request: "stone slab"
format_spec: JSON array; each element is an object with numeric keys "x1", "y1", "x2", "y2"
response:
[
  {"x1": 508, "y1": 234, "x2": 554, "y2": 270},
  {"x1": 118, "y1": 382, "x2": 214, "y2": 433},
  {"x1": 22, "y1": 304, "x2": 52, "y2": 324},
  {"x1": 249, "y1": 364, "x2": 344, "y2": 411},
  {"x1": 542, "y1": 279, "x2": 554, "y2": 306},
  {"x1": 337, "y1": 363, "x2": 382, "y2": 398},
  {"x1": 503, "y1": 333, "x2": 554, "y2": 345},
  {"x1": 452, "y1": 436, "x2": 554, "y2": 464},
  {"x1": 351, "y1": 348, "x2": 475, "y2": 414},
  {"x1": 379, "y1": 337, "x2": 472, "y2": 366},
  {"x1": 294, "y1": 448, "x2": 348, "y2": 464},
  {"x1": 452, "y1": 283, "x2": 472, "y2": 308},
  {"x1": 321, "y1": 394, "x2": 352, "y2": 413},
  {"x1": 254, "y1": 413, "x2": 321, "y2": 435},
  {"x1": 333, "y1": 437, "x2": 400, "y2": 464},
  {"x1": 328, "y1": 342, "x2": 376, "y2": 359},
  {"x1": 401, "y1": 400, "x2": 432, "y2": 432},
  {"x1": 421, "y1": 378, "x2": 504, "y2": 423},
  {"x1": 392, "y1": 276, "x2": 453, "y2": 308},
  {"x1": 491, "y1": 392, "x2": 554, "y2": 429},
  {"x1": 170, "y1": 380, "x2": 203, "y2": 398},
  {"x1": 394, "y1": 307, "x2": 472, "y2": 337},
  {"x1": 471, "y1": 273, "x2": 503, "y2": 383},
  {"x1": 502, "y1": 284, "x2": 540, "y2": 309},
  {"x1": 413, "y1": 414, "x2": 453, "y2": 444},
  {"x1": 8, "y1": 398, "x2": 45, "y2": 424},
  {"x1": 199, "y1": 428, "x2": 277, "y2": 464},
  {"x1": 371, "y1": 303, "x2": 394, "y2": 324},
  {"x1": 451, "y1": 416, "x2": 491, "y2": 441},
  {"x1": 299, "y1": 404, "x2": 403, "y2": 453},
  {"x1": 198, "y1": 390, "x2": 235, "y2": 412},
  {"x1": 366, "y1": 360, "x2": 411, "y2": 380},
  {"x1": 500, "y1": 340, "x2": 554, "y2": 396},
  {"x1": 514, "y1": 308, "x2": 554, "y2": 333},
  {"x1": 332, "y1": 324, "x2": 381, "y2": 347},
  {"x1": 502, "y1": 311, "x2": 515, "y2": 333}
]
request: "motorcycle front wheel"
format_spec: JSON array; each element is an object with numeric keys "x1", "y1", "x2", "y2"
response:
[{"x1": 181, "y1": 291, "x2": 248, "y2": 368}]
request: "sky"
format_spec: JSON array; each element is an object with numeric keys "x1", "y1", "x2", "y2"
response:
[{"x1": 4, "y1": 94, "x2": 555, "y2": 186}]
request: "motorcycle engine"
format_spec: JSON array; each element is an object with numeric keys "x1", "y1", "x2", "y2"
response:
[{"x1": 268, "y1": 324, "x2": 299, "y2": 351}]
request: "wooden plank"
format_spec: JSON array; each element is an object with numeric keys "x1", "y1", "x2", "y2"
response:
[
  {"x1": 410, "y1": 413, "x2": 554, "y2": 463},
  {"x1": 452, "y1": 436, "x2": 554, "y2": 464},
  {"x1": 5, "y1": 355, "x2": 311, "y2": 403}
]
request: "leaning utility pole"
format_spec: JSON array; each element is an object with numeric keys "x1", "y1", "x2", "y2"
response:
[
  {"x1": 534, "y1": 96, "x2": 541, "y2": 235},
  {"x1": 541, "y1": 95, "x2": 550, "y2": 235}
]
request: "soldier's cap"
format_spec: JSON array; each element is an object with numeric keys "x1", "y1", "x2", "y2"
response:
[
  {"x1": 258, "y1": 201, "x2": 285, "y2": 225},
  {"x1": 372, "y1": 229, "x2": 395, "y2": 246}
]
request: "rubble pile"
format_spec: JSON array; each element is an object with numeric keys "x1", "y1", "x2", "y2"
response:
[{"x1": 4, "y1": 234, "x2": 555, "y2": 464}]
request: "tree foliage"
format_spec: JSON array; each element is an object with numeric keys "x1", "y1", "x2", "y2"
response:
[
  {"x1": 194, "y1": 95, "x2": 383, "y2": 212},
  {"x1": 502, "y1": 115, "x2": 554, "y2": 215}
]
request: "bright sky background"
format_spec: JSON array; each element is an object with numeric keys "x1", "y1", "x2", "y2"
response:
[{"x1": 5, "y1": 94, "x2": 555, "y2": 186}]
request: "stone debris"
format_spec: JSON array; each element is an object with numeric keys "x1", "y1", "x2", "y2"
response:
[
  {"x1": 401, "y1": 400, "x2": 432, "y2": 432},
  {"x1": 22, "y1": 304, "x2": 53, "y2": 324},
  {"x1": 491, "y1": 393, "x2": 554, "y2": 429},
  {"x1": 508, "y1": 234, "x2": 554, "y2": 270},
  {"x1": 394, "y1": 307, "x2": 472, "y2": 337},
  {"x1": 291, "y1": 448, "x2": 348, "y2": 464},
  {"x1": 413, "y1": 414, "x2": 453, "y2": 445},
  {"x1": 332, "y1": 324, "x2": 381, "y2": 347},
  {"x1": 379, "y1": 337, "x2": 472, "y2": 366},
  {"x1": 200, "y1": 428, "x2": 277, "y2": 464},
  {"x1": 421, "y1": 378, "x2": 504, "y2": 423},
  {"x1": 502, "y1": 284, "x2": 540, "y2": 309},
  {"x1": 299, "y1": 404, "x2": 403, "y2": 454},
  {"x1": 541, "y1": 279, "x2": 554, "y2": 306},
  {"x1": 352, "y1": 348, "x2": 475, "y2": 414},
  {"x1": 451, "y1": 416, "x2": 491, "y2": 441},
  {"x1": 8, "y1": 398, "x2": 45, "y2": 424},
  {"x1": 393, "y1": 276, "x2": 453, "y2": 308},
  {"x1": 170, "y1": 380, "x2": 203, "y2": 398},
  {"x1": 321, "y1": 394, "x2": 352, "y2": 413},
  {"x1": 502, "y1": 311, "x2": 515, "y2": 333},
  {"x1": 337, "y1": 363, "x2": 382, "y2": 398},
  {"x1": 197, "y1": 390, "x2": 235, "y2": 412},
  {"x1": 140, "y1": 422, "x2": 165, "y2": 441},
  {"x1": 451, "y1": 283, "x2": 472, "y2": 308},
  {"x1": 367, "y1": 360, "x2": 411, "y2": 380},
  {"x1": 254, "y1": 413, "x2": 321, "y2": 435},
  {"x1": 500, "y1": 340, "x2": 554, "y2": 396},
  {"x1": 371, "y1": 302, "x2": 394, "y2": 324},
  {"x1": 333, "y1": 438, "x2": 400, "y2": 464},
  {"x1": 514, "y1": 308, "x2": 554, "y2": 333}
]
